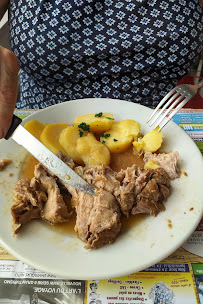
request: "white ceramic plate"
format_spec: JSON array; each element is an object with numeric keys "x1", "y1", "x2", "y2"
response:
[{"x1": 0, "y1": 98, "x2": 202, "y2": 280}]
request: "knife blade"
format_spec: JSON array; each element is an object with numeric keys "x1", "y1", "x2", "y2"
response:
[{"x1": 5, "y1": 115, "x2": 96, "y2": 196}]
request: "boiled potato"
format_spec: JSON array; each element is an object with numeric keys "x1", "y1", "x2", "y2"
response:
[
  {"x1": 133, "y1": 127, "x2": 163, "y2": 153},
  {"x1": 110, "y1": 120, "x2": 141, "y2": 139},
  {"x1": 101, "y1": 120, "x2": 141, "y2": 153},
  {"x1": 40, "y1": 123, "x2": 70, "y2": 155},
  {"x1": 144, "y1": 160, "x2": 161, "y2": 170},
  {"x1": 24, "y1": 120, "x2": 46, "y2": 140},
  {"x1": 76, "y1": 133, "x2": 110, "y2": 166},
  {"x1": 59, "y1": 125, "x2": 86, "y2": 165},
  {"x1": 74, "y1": 112, "x2": 114, "y2": 133},
  {"x1": 101, "y1": 130, "x2": 132, "y2": 153}
]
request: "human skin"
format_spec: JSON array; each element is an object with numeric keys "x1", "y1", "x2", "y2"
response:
[
  {"x1": 0, "y1": 1, "x2": 18, "y2": 139},
  {"x1": 0, "y1": 47, "x2": 19, "y2": 139},
  {"x1": 0, "y1": 1, "x2": 19, "y2": 139}
]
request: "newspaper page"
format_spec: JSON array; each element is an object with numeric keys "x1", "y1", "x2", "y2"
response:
[
  {"x1": 0, "y1": 261, "x2": 85, "y2": 303},
  {"x1": 0, "y1": 109, "x2": 202, "y2": 304},
  {"x1": 172, "y1": 109, "x2": 203, "y2": 257},
  {"x1": 171, "y1": 109, "x2": 203, "y2": 154},
  {"x1": 86, "y1": 264, "x2": 198, "y2": 304},
  {"x1": 0, "y1": 261, "x2": 201, "y2": 304},
  {"x1": 182, "y1": 219, "x2": 203, "y2": 258},
  {"x1": 192, "y1": 264, "x2": 203, "y2": 304}
]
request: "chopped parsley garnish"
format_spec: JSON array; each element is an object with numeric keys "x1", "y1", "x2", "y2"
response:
[
  {"x1": 78, "y1": 122, "x2": 90, "y2": 132},
  {"x1": 101, "y1": 140, "x2": 106, "y2": 144},
  {"x1": 106, "y1": 117, "x2": 114, "y2": 120},
  {"x1": 101, "y1": 133, "x2": 110, "y2": 138},
  {"x1": 95, "y1": 112, "x2": 103, "y2": 117},
  {"x1": 113, "y1": 138, "x2": 118, "y2": 141},
  {"x1": 79, "y1": 130, "x2": 83, "y2": 137}
]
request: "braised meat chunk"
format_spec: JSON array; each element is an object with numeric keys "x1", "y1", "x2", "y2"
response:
[
  {"x1": 74, "y1": 164, "x2": 138, "y2": 217},
  {"x1": 12, "y1": 163, "x2": 72, "y2": 234},
  {"x1": 74, "y1": 189, "x2": 121, "y2": 249},
  {"x1": 143, "y1": 151, "x2": 180, "y2": 180},
  {"x1": 132, "y1": 168, "x2": 170, "y2": 216},
  {"x1": 11, "y1": 149, "x2": 176, "y2": 249},
  {"x1": 114, "y1": 165, "x2": 170, "y2": 217},
  {"x1": 34, "y1": 163, "x2": 72, "y2": 223},
  {"x1": 115, "y1": 165, "x2": 143, "y2": 217},
  {"x1": 12, "y1": 178, "x2": 46, "y2": 234},
  {"x1": 74, "y1": 164, "x2": 120, "y2": 194}
]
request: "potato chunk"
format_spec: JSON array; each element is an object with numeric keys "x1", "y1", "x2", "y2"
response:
[
  {"x1": 74, "y1": 112, "x2": 114, "y2": 133},
  {"x1": 144, "y1": 160, "x2": 161, "y2": 170},
  {"x1": 24, "y1": 120, "x2": 46, "y2": 140},
  {"x1": 133, "y1": 127, "x2": 163, "y2": 153},
  {"x1": 59, "y1": 125, "x2": 85, "y2": 165},
  {"x1": 76, "y1": 133, "x2": 110, "y2": 166},
  {"x1": 101, "y1": 120, "x2": 141, "y2": 153},
  {"x1": 40, "y1": 123, "x2": 70, "y2": 155}
]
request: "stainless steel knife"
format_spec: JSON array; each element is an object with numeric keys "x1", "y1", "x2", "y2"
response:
[{"x1": 5, "y1": 115, "x2": 96, "y2": 195}]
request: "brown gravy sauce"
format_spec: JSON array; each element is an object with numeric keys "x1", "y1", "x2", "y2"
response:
[
  {"x1": 21, "y1": 155, "x2": 38, "y2": 179},
  {"x1": 110, "y1": 146, "x2": 144, "y2": 172},
  {"x1": 21, "y1": 146, "x2": 147, "y2": 235}
]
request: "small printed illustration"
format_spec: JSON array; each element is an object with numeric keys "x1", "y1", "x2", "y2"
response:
[
  {"x1": 89, "y1": 281, "x2": 102, "y2": 304},
  {"x1": 89, "y1": 282, "x2": 98, "y2": 293},
  {"x1": 89, "y1": 301, "x2": 102, "y2": 304},
  {"x1": 194, "y1": 276, "x2": 203, "y2": 304},
  {"x1": 192, "y1": 264, "x2": 203, "y2": 304},
  {"x1": 149, "y1": 281, "x2": 175, "y2": 304}
]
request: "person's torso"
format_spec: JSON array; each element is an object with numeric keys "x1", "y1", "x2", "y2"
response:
[{"x1": 9, "y1": 0, "x2": 203, "y2": 108}]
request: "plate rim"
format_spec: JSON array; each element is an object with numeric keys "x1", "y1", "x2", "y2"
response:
[{"x1": 0, "y1": 98, "x2": 202, "y2": 280}]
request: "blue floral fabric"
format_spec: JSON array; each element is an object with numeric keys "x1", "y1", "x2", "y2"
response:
[{"x1": 9, "y1": 0, "x2": 203, "y2": 109}]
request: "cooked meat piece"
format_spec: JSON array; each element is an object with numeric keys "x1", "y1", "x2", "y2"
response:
[
  {"x1": 56, "y1": 151, "x2": 75, "y2": 170},
  {"x1": 30, "y1": 177, "x2": 42, "y2": 191},
  {"x1": 11, "y1": 163, "x2": 72, "y2": 234},
  {"x1": 75, "y1": 164, "x2": 120, "y2": 194},
  {"x1": 115, "y1": 165, "x2": 143, "y2": 217},
  {"x1": 152, "y1": 167, "x2": 170, "y2": 188},
  {"x1": 74, "y1": 164, "x2": 137, "y2": 216},
  {"x1": 74, "y1": 163, "x2": 139, "y2": 218},
  {"x1": 34, "y1": 163, "x2": 72, "y2": 224},
  {"x1": 12, "y1": 178, "x2": 46, "y2": 234},
  {"x1": 0, "y1": 159, "x2": 12, "y2": 171},
  {"x1": 11, "y1": 201, "x2": 41, "y2": 235},
  {"x1": 14, "y1": 178, "x2": 47, "y2": 209},
  {"x1": 11, "y1": 150, "x2": 173, "y2": 248},
  {"x1": 42, "y1": 188, "x2": 71, "y2": 224},
  {"x1": 74, "y1": 162, "x2": 170, "y2": 218},
  {"x1": 133, "y1": 168, "x2": 151, "y2": 194},
  {"x1": 114, "y1": 182, "x2": 135, "y2": 217},
  {"x1": 132, "y1": 168, "x2": 170, "y2": 216},
  {"x1": 113, "y1": 165, "x2": 170, "y2": 217},
  {"x1": 74, "y1": 189, "x2": 121, "y2": 249},
  {"x1": 143, "y1": 151, "x2": 180, "y2": 180}
]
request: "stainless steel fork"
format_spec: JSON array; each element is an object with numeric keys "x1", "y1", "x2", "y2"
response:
[{"x1": 147, "y1": 80, "x2": 203, "y2": 130}]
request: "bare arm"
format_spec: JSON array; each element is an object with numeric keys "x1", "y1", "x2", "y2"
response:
[
  {"x1": 0, "y1": 47, "x2": 19, "y2": 139},
  {"x1": 0, "y1": 1, "x2": 19, "y2": 139},
  {"x1": 0, "y1": 0, "x2": 9, "y2": 20}
]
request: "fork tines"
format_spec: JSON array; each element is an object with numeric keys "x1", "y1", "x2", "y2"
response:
[{"x1": 147, "y1": 85, "x2": 194, "y2": 131}]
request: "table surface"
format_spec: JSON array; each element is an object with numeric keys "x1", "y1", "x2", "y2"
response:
[{"x1": 0, "y1": 106, "x2": 202, "y2": 304}]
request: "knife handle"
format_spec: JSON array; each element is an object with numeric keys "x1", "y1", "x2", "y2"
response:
[{"x1": 5, "y1": 114, "x2": 22, "y2": 140}]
